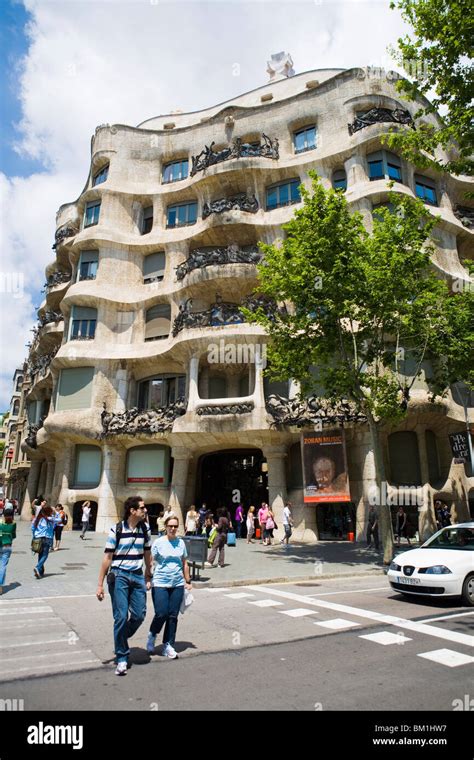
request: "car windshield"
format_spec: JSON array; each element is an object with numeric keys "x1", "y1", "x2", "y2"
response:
[{"x1": 422, "y1": 527, "x2": 474, "y2": 551}]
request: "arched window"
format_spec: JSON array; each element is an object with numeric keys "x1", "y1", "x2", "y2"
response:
[
  {"x1": 332, "y1": 169, "x2": 347, "y2": 191},
  {"x1": 145, "y1": 304, "x2": 171, "y2": 341}
]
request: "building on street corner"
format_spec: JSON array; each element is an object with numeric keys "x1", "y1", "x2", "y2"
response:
[{"x1": 17, "y1": 61, "x2": 474, "y2": 541}]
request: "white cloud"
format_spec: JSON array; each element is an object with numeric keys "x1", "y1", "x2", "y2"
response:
[{"x1": 1, "y1": 0, "x2": 408, "y2": 408}]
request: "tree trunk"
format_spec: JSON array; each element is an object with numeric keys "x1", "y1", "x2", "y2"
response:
[{"x1": 367, "y1": 416, "x2": 394, "y2": 565}]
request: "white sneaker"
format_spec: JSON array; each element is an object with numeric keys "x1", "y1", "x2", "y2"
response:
[
  {"x1": 146, "y1": 632, "x2": 156, "y2": 653},
  {"x1": 162, "y1": 643, "x2": 178, "y2": 659},
  {"x1": 115, "y1": 661, "x2": 127, "y2": 676}
]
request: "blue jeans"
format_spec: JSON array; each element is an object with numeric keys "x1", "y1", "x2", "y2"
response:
[
  {"x1": 236, "y1": 522, "x2": 242, "y2": 539},
  {"x1": 150, "y1": 586, "x2": 184, "y2": 648},
  {"x1": 0, "y1": 546, "x2": 12, "y2": 585},
  {"x1": 35, "y1": 538, "x2": 53, "y2": 576},
  {"x1": 110, "y1": 569, "x2": 147, "y2": 663}
]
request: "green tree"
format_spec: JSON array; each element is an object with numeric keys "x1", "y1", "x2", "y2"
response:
[
  {"x1": 385, "y1": 0, "x2": 474, "y2": 176},
  {"x1": 248, "y1": 174, "x2": 473, "y2": 564}
]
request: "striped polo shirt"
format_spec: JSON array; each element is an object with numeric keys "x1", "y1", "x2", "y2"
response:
[{"x1": 105, "y1": 521, "x2": 152, "y2": 571}]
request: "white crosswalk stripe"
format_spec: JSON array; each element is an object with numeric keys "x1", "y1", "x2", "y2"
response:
[
  {"x1": 0, "y1": 599, "x2": 102, "y2": 681},
  {"x1": 417, "y1": 649, "x2": 474, "y2": 668}
]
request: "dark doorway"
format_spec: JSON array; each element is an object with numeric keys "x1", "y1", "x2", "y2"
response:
[
  {"x1": 315, "y1": 502, "x2": 356, "y2": 540},
  {"x1": 197, "y1": 449, "x2": 268, "y2": 514},
  {"x1": 72, "y1": 500, "x2": 98, "y2": 531},
  {"x1": 145, "y1": 502, "x2": 164, "y2": 534}
]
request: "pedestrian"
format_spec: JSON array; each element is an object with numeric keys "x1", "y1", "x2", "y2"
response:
[
  {"x1": 185, "y1": 505, "x2": 199, "y2": 535},
  {"x1": 163, "y1": 505, "x2": 176, "y2": 523},
  {"x1": 258, "y1": 502, "x2": 269, "y2": 543},
  {"x1": 157, "y1": 510, "x2": 166, "y2": 536},
  {"x1": 32, "y1": 495, "x2": 44, "y2": 519},
  {"x1": 53, "y1": 503, "x2": 67, "y2": 551},
  {"x1": 146, "y1": 515, "x2": 192, "y2": 659},
  {"x1": 80, "y1": 500, "x2": 91, "y2": 539},
  {"x1": 96, "y1": 496, "x2": 152, "y2": 676},
  {"x1": 436, "y1": 500, "x2": 451, "y2": 528},
  {"x1": 234, "y1": 504, "x2": 244, "y2": 539},
  {"x1": 202, "y1": 514, "x2": 218, "y2": 547},
  {"x1": 31, "y1": 504, "x2": 58, "y2": 579},
  {"x1": 281, "y1": 501, "x2": 293, "y2": 545},
  {"x1": 205, "y1": 507, "x2": 229, "y2": 568},
  {"x1": 246, "y1": 506, "x2": 256, "y2": 543},
  {"x1": 264, "y1": 509, "x2": 276, "y2": 546},
  {"x1": 0, "y1": 508, "x2": 16, "y2": 594},
  {"x1": 395, "y1": 506, "x2": 411, "y2": 548},
  {"x1": 366, "y1": 506, "x2": 379, "y2": 550},
  {"x1": 198, "y1": 504, "x2": 207, "y2": 532}
]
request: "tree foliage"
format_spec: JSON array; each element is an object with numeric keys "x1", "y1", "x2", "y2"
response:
[{"x1": 385, "y1": 0, "x2": 474, "y2": 176}]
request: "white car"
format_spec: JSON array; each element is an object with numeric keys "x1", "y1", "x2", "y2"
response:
[{"x1": 387, "y1": 522, "x2": 474, "y2": 606}]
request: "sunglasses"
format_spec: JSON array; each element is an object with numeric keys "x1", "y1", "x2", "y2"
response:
[{"x1": 167, "y1": 524, "x2": 179, "y2": 529}]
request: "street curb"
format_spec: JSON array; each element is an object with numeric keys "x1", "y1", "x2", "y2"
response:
[{"x1": 192, "y1": 568, "x2": 386, "y2": 588}]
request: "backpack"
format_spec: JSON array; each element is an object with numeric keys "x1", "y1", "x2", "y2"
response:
[
  {"x1": 113, "y1": 520, "x2": 149, "y2": 555},
  {"x1": 62, "y1": 512, "x2": 69, "y2": 526}
]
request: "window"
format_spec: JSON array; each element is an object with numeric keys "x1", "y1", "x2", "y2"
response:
[
  {"x1": 126, "y1": 445, "x2": 170, "y2": 484},
  {"x1": 16, "y1": 376, "x2": 23, "y2": 391},
  {"x1": 143, "y1": 252, "x2": 165, "y2": 283},
  {"x1": 264, "y1": 377, "x2": 289, "y2": 398},
  {"x1": 372, "y1": 202, "x2": 397, "y2": 221},
  {"x1": 74, "y1": 445, "x2": 102, "y2": 487},
  {"x1": 70, "y1": 306, "x2": 97, "y2": 341},
  {"x1": 426, "y1": 430, "x2": 440, "y2": 483},
  {"x1": 162, "y1": 159, "x2": 188, "y2": 184},
  {"x1": 367, "y1": 151, "x2": 402, "y2": 183},
  {"x1": 145, "y1": 304, "x2": 171, "y2": 341},
  {"x1": 84, "y1": 201, "x2": 101, "y2": 227},
  {"x1": 56, "y1": 367, "x2": 94, "y2": 411},
  {"x1": 293, "y1": 126, "x2": 317, "y2": 154},
  {"x1": 208, "y1": 375, "x2": 227, "y2": 399},
  {"x1": 332, "y1": 169, "x2": 347, "y2": 191},
  {"x1": 138, "y1": 375, "x2": 186, "y2": 408},
  {"x1": 92, "y1": 164, "x2": 109, "y2": 186},
  {"x1": 12, "y1": 400, "x2": 20, "y2": 416},
  {"x1": 266, "y1": 179, "x2": 301, "y2": 211},
  {"x1": 415, "y1": 175, "x2": 437, "y2": 206},
  {"x1": 142, "y1": 206, "x2": 154, "y2": 235},
  {"x1": 388, "y1": 431, "x2": 422, "y2": 485},
  {"x1": 77, "y1": 250, "x2": 99, "y2": 281},
  {"x1": 166, "y1": 201, "x2": 197, "y2": 228}
]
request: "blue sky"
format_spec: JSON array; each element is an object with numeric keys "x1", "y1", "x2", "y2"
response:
[{"x1": 0, "y1": 0, "x2": 410, "y2": 410}]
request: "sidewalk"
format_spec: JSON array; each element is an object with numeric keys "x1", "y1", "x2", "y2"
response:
[{"x1": 2, "y1": 520, "x2": 398, "y2": 599}]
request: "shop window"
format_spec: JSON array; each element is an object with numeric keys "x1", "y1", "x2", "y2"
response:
[
  {"x1": 74, "y1": 445, "x2": 102, "y2": 488},
  {"x1": 145, "y1": 304, "x2": 171, "y2": 341},
  {"x1": 388, "y1": 431, "x2": 422, "y2": 485},
  {"x1": 126, "y1": 445, "x2": 170, "y2": 484},
  {"x1": 143, "y1": 252, "x2": 165, "y2": 283},
  {"x1": 56, "y1": 367, "x2": 94, "y2": 411}
]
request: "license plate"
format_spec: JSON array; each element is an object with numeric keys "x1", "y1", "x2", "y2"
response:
[{"x1": 397, "y1": 576, "x2": 420, "y2": 585}]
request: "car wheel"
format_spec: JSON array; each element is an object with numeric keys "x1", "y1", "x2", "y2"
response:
[{"x1": 461, "y1": 573, "x2": 474, "y2": 607}]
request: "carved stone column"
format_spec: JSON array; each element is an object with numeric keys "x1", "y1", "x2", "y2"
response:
[
  {"x1": 187, "y1": 354, "x2": 200, "y2": 412},
  {"x1": 44, "y1": 459, "x2": 56, "y2": 503},
  {"x1": 253, "y1": 347, "x2": 266, "y2": 409},
  {"x1": 96, "y1": 443, "x2": 126, "y2": 533},
  {"x1": 262, "y1": 445, "x2": 287, "y2": 536},
  {"x1": 36, "y1": 460, "x2": 48, "y2": 499},
  {"x1": 56, "y1": 443, "x2": 75, "y2": 523},
  {"x1": 416, "y1": 426, "x2": 436, "y2": 541},
  {"x1": 169, "y1": 447, "x2": 193, "y2": 531},
  {"x1": 21, "y1": 459, "x2": 42, "y2": 521},
  {"x1": 344, "y1": 152, "x2": 367, "y2": 188}
]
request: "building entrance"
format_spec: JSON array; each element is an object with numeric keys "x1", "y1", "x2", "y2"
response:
[
  {"x1": 315, "y1": 502, "x2": 356, "y2": 540},
  {"x1": 197, "y1": 449, "x2": 268, "y2": 514}
]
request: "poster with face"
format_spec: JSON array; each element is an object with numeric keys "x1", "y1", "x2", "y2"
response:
[{"x1": 301, "y1": 429, "x2": 350, "y2": 503}]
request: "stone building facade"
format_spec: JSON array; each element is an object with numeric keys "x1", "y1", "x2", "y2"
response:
[{"x1": 20, "y1": 66, "x2": 473, "y2": 539}]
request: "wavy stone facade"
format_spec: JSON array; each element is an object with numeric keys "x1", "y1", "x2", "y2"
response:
[{"x1": 20, "y1": 67, "x2": 473, "y2": 540}]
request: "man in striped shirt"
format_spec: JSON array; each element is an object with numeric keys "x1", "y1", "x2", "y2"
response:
[{"x1": 96, "y1": 496, "x2": 153, "y2": 676}]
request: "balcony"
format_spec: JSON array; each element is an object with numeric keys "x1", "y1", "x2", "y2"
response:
[
  {"x1": 176, "y1": 244, "x2": 262, "y2": 281},
  {"x1": 172, "y1": 294, "x2": 284, "y2": 336},
  {"x1": 190, "y1": 134, "x2": 279, "y2": 176}
]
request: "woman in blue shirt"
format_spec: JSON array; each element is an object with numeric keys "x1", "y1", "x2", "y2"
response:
[
  {"x1": 146, "y1": 515, "x2": 192, "y2": 659},
  {"x1": 32, "y1": 505, "x2": 58, "y2": 578}
]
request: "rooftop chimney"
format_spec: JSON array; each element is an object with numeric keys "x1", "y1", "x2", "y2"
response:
[{"x1": 267, "y1": 52, "x2": 295, "y2": 82}]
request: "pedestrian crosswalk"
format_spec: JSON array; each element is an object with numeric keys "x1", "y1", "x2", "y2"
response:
[
  {"x1": 0, "y1": 598, "x2": 102, "y2": 682},
  {"x1": 203, "y1": 585, "x2": 474, "y2": 670}
]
